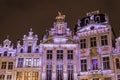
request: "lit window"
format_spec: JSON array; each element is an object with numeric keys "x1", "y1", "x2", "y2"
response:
[
  {"x1": 32, "y1": 72, "x2": 38, "y2": 80},
  {"x1": 1, "y1": 62, "x2": 7, "y2": 69},
  {"x1": 8, "y1": 62, "x2": 13, "y2": 70},
  {"x1": 90, "y1": 37, "x2": 97, "y2": 47},
  {"x1": 101, "y1": 35, "x2": 108, "y2": 46},
  {"x1": 91, "y1": 59, "x2": 98, "y2": 70},
  {"x1": 103, "y1": 57, "x2": 110, "y2": 70},
  {"x1": 115, "y1": 58, "x2": 120, "y2": 69},
  {"x1": 80, "y1": 39, "x2": 86, "y2": 49},
  {"x1": 0, "y1": 75, "x2": 5, "y2": 80},
  {"x1": 81, "y1": 59, "x2": 87, "y2": 72},
  {"x1": 24, "y1": 72, "x2": 31, "y2": 80},
  {"x1": 67, "y1": 50, "x2": 73, "y2": 60},
  {"x1": 25, "y1": 58, "x2": 32, "y2": 67},
  {"x1": 17, "y1": 58, "x2": 24, "y2": 68},
  {"x1": 47, "y1": 50, "x2": 52, "y2": 60},
  {"x1": 33, "y1": 58, "x2": 39, "y2": 67},
  {"x1": 7, "y1": 75, "x2": 12, "y2": 80},
  {"x1": 57, "y1": 50, "x2": 63, "y2": 60},
  {"x1": 16, "y1": 72, "x2": 22, "y2": 80}
]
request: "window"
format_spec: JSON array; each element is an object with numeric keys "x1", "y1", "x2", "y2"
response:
[
  {"x1": 101, "y1": 35, "x2": 108, "y2": 46},
  {"x1": 95, "y1": 16, "x2": 100, "y2": 22},
  {"x1": 0, "y1": 75, "x2": 5, "y2": 80},
  {"x1": 81, "y1": 59, "x2": 87, "y2": 72},
  {"x1": 67, "y1": 50, "x2": 73, "y2": 60},
  {"x1": 80, "y1": 39, "x2": 86, "y2": 49},
  {"x1": 8, "y1": 62, "x2": 13, "y2": 70},
  {"x1": 28, "y1": 46, "x2": 31, "y2": 53},
  {"x1": 17, "y1": 58, "x2": 24, "y2": 68},
  {"x1": 115, "y1": 58, "x2": 120, "y2": 69},
  {"x1": 47, "y1": 50, "x2": 52, "y2": 60},
  {"x1": 85, "y1": 18, "x2": 89, "y2": 24},
  {"x1": 26, "y1": 58, "x2": 32, "y2": 67},
  {"x1": 24, "y1": 72, "x2": 31, "y2": 80},
  {"x1": 57, "y1": 50, "x2": 63, "y2": 60},
  {"x1": 67, "y1": 64, "x2": 73, "y2": 80},
  {"x1": 118, "y1": 75, "x2": 120, "y2": 80},
  {"x1": 0, "y1": 53, "x2": 1, "y2": 57},
  {"x1": 33, "y1": 58, "x2": 39, "y2": 67},
  {"x1": 16, "y1": 72, "x2": 22, "y2": 80},
  {"x1": 91, "y1": 59, "x2": 98, "y2": 70},
  {"x1": 104, "y1": 77, "x2": 111, "y2": 80},
  {"x1": 56, "y1": 65, "x2": 63, "y2": 80},
  {"x1": 36, "y1": 48, "x2": 39, "y2": 53},
  {"x1": 46, "y1": 65, "x2": 52, "y2": 80},
  {"x1": 4, "y1": 51, "x2": 7, "y2": 56},
  {"x1": 9, "y1": 53, "x2": 12, "y2": 57},
  {"x1": 32, "y1": 72, "x2": 38, "y2": 80},
  {"x1": 90, "y1": 37, "x2": 97, "y2": 47},
  {"x1": 1, "y1": 62, "x2": 7, "y2": 69},
  {"x1": 7, "y1": 75, "x2": 12, "y2": 80},
  {"x1": 103, "y1": 57, "x2": 110, "y2": 70}
]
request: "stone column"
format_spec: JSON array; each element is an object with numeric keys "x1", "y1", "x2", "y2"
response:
[
  {"x1": 14, "y1": 71, "x2": 17, "y2": 80},
  {"x1": 52, "y1": 47, "x2": 56, "y2": 80},
  {"x1": 38, "y1": 71, "x2": 41, "y2": 80},
  {"x1": 63, "y1": 47, "x2": 67, "y2": 80}
]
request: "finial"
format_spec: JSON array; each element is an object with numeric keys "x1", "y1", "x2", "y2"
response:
[
  {"x1": 30, "y1": 28, "x2": 32, "y2": 32},
  {"x1": 7, "y1": 35, "x2": 9, "y2": 39}
]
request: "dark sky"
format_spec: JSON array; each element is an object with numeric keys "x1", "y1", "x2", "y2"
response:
[{"x1": 0, "y1": 0, "x2": 120, "y2": 44}]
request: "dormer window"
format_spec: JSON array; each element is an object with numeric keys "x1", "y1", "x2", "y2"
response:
[
  {"x1": 4, "y1": 51, "x2": 7, "y2": 56},
  {"x1": 36, "y1": 48, "x2": 39, "y2": 53},
  {"x1": 85, "y1": 18, "x2": 89, "y2": 25},
  {"x1": 95, "y1": 16, "x2": 100, "y2": 23},
  {"x1": 90, "y1": 26, "x2": 94, "y2": 30}
]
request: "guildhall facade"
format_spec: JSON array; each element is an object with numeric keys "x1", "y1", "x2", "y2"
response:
[{"x1": 0, "y1": 11, "x2": 120, "y2": 80}]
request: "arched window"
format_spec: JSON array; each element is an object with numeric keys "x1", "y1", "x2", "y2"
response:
[
  {"x1": 4, "y1": 51, "x2": 7, "y2": 56},
  {"x1": 28, "y1": 46, "x2": 31, "y2": 53},
  {"x1": 95, "y1": 16, "x2": 100, "y2": 23},
  {"x1": 85, "y1": 18, "x2": 89, "y2": 25}
]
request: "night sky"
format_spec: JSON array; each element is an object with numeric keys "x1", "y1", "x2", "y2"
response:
[{"x1": 0, "y1": 0, "x2": 120, "y2": 44}]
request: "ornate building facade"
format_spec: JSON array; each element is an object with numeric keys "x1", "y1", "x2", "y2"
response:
[{"x1": 0, "y1": 11, "x2": 120, "y2": 80}]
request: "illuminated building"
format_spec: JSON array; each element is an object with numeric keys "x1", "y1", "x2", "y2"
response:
[{"x1": 0, "y1": 11, "x2": 120, "y2": 80}]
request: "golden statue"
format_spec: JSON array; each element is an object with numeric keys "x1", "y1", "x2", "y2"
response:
[{"x1": 56, "y1": 11, "x2": 65, "y2": 20}]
